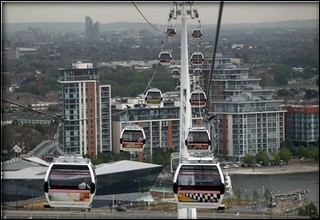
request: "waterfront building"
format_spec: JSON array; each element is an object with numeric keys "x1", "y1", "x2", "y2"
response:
[
  {"x1": 111, "y1": 57, "x2": 286, "y2": 161},
  {"x1": 283, "y1": 105, "x2": 319, "y2": 146},
  {"x1": 58, "y1": 61, "x2": 112, "y2": 157},
  {"x1": 201, "y1": 58, "x2": 286, "y2": 161}
]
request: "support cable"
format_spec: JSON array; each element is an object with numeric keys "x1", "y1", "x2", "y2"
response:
[
  {"x1": 131, "y1": 1, "x2": 163, "y2": 34},
  {"x1": 204, "y1": 1, "x2": 224, "y2": 118}
]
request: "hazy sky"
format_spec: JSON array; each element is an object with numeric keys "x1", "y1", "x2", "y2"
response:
[{"x1": 1, "y1": 1, "x2": 319, "y2": 25}]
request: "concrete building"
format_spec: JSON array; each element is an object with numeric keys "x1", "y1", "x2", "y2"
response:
[
  {"x1": 110, "y1": 89, "x2": 207, "y2": 162},
  {"x1": 110, "y1": 57, "x2": 287, "y2": 162},
  {"x1": 53, "y1": 56, "x2": 288, "y2": 162},
  {"x1": 57, "y1": 61, "x2": 112, "y2": 158},
  {"x1": 202, "y1": 59, "x2": 286, "y2": 161},
  {"x1": 283, "y1": 105, "x2": 319, "y2": 146}
]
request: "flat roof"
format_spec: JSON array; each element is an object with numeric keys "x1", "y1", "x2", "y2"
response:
[{"x1": 2, "y1": 158, "x2": 163, "y2": 180}]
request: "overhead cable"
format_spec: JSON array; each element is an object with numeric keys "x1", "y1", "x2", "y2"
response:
[{"x1": 204, "y1": 1, "x2": 224, "y2": 117}]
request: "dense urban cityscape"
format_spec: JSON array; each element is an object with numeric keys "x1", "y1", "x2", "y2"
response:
[{"x1": 1, "y1": 7, "x2": 319, "y2": 219}]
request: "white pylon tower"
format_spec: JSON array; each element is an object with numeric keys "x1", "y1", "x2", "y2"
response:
[
  {"x1": 171, "y1": 1, "x2": 201, "y2": 219},
  {"x1": 178, "y1": 1, "x2": 192, "y2": 163}
]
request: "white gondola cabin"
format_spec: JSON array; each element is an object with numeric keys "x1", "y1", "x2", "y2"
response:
[
  {"x1": 171, "y1": 68, "x2": 181, "y2": 79},
  {"x1": 145, "y1": 88, "x2": 162, "y2": 105},
  {"x1": 159, "y1": 51, "x2": 172, "y2": 65},
  {"x1": 190, "y1": 52, "x2": 204, "y2": 65},
  {"x1": 120, "y1": 125, "x2": 146, "y2": 152},
  {"x1": 44, "y1": 155, "x2": 96, "y2": 209},
  {"x1": 192, "y1": 68, "x2": 202, "y2": 76},
  {"x1": 173, "y1": 162, "x2": 225, "y2": 209},
  {"x1": 190, "y1": 89, "x2": 207, "y2": 107},
  {"x1": 192, "y1": 29, "x2": 203, "y2": 39},
  {"x1": 166, "y1": 28, "x2": 176, "y2": 37},
  {"x1": 185, "y1": 127, "x2": 211, "y2": 152}
]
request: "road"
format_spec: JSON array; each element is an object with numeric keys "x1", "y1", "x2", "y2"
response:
[{"x1": 2, "y1": 208, "x2": 310, "y2": 219}]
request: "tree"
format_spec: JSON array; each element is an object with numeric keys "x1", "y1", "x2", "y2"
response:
[
  {"x1": 244, "y1": 190, "x2": 250, "y2": 201},
  {"x1": 300, "y1": 67, "x2": 317, "y2": 80},
  {"x1": 252, "y1": 190, "x2": 259, "y2": 202},
  {"x1": 263, "y1": 188, "x2": 271, "y2": 202},
  {"x1": 255, "y1": 150, "x2": 270, "y2": 166},
  {"x1": 295, "y1": 145, "x2": 308, "y2": 158},
  {"x1": 99, "y1": 67, "x2": 176, "y2": 97},
  {"x1": 34, "y1": 124, "x2": 45, "y2": 135},
  {"x1": 280, "y1": 139, "x2": 295, "y2": 155},
  {"x1": 278, "y1": 148, "x2": 292, "y2": 164},
  {"x1": 298, "y1": 202, "x2": 318, "y2": 217},
  {"x1": 270, "y1": 152, "x2": 281, "y2": 165},
  {"x1": 242, "y1": 154, "x2": 256, "y2": 166},
  {"x1": 1, "y1": 125, "x2": 15, "y2": 150},
  {"x1": 306, "y1": 144, "x2": 319, "y2": 161},
  {"x1": 305, "y1": 89, "x2": 318, "y2": 99},
  {"x1": 271, "y1": 64, "x2": 291, "y2": 86}
]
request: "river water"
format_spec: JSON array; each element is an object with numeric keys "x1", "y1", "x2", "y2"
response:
[
  {"x1": 155, "y1": 171, "x2": 319, "y2": 210},
  {"x1": 229, "y1": 171, "x2": 319, "y2": 210}
]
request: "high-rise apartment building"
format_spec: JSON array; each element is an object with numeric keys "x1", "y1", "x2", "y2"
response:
[
  {"x1": 202, "y1": 58, "x2": 286, "y2": 161},
  {"x1": 59, "y1": 57, "x2": 286, "y2": 161},
  {"x1": 85, "y1": 16, "x2": 93, "y2": 39},
  {"x1": 85, "y1": 16, "x2": 100, "y2": 41},
  {"x1": 58, "y1": 61, "x2": 111, "y2": 158}
]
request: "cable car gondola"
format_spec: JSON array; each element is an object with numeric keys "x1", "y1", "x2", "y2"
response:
[
  {"x1": 185, "y1": 127, "x2": 211, "y2": 152},
  {"x1": 192, "y1": 68, "x2": 202, "y2": 76},
  {"x1": 190, "y1": 89, "x2": 207, "y2": 107},
  {"x1": 171, "y1": 68, "x2": 181, "y2": 79},
  {"x1": 44, "y1": 155, "x2": 96, "y2": 209},
  {"x1": 145, "y1": 88, "x2": 162, "y2": 105},
  {"x1": 192, "y1": 29, "x2": 203, "y2": 39},
  {"x1": 173, "y1": 162, "x2": 225, "y2": 209},
  {"x1": 120, "y1": 125, "x2": 146, "y2": 152},
  {"x1": 166, "y1": 28, "x2": 176, "y2": 37},
  {"x1": 159, "y1": 51, "x2": 172, "y2": 65},
  {"x1": 190, "y1": 52, "x2": 204, "y2": 65}
]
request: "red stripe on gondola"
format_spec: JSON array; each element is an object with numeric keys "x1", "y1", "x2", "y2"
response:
[{"x1": 49, "y1": 189, "x2": 90, "y2": 193}]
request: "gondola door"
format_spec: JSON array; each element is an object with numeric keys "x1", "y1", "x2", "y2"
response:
[
  {"x1": 44, "y1": 156, "x2": 96, "y2": 209},
  {"x1": 173, "y1": 163, "x2": 225, "y2": 209}
]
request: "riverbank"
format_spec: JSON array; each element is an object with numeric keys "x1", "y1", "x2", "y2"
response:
[{"x1": 225, "y1": 159, "x2": 319, "y2": 175}]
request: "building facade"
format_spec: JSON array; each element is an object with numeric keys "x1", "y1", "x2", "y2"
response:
[
  {"x1": 58, "y1": 61, "x2": 112, "y2": 158},
  {"x1": 283, "y1": 105, "x2": 319, "y2": 146},
  {"x1": 110, "y1": 57, "x2": 287, "y2": 162},
  {"x1": 58, "y1": 58, "x2": 287, "y2": 161},
  {"x1": 111, "y1": 94, "x2": 206, "y2": 162},
  {"x1": 99, "y1": 85, "x2": 112, "y2": 153},
  {"x1": 201, "y1": 59, "x2": 286, "y2": 161}
]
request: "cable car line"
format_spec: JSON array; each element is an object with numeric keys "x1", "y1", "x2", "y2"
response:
[
  {"x1": 204, "y1": 1, "x2": 224, "y2": 117},
  {"x1": 165, "y1": 2, "x2": 225, "y2": 215},
  {"x1": 1, "y1": 98, "x2": 126, "y2": 122},
  {"x1": 131, "y1": 1, "x2": 163, "y2": 34},
  {"x1": 190, "y1": 11, "x2": 206, "y2": 118},
  {"x1": 1, "y1": 98, "x2": 64, "y2": 122},
  {"x1": 141, "y1": 7, "x2": 177, "y2": 105}
]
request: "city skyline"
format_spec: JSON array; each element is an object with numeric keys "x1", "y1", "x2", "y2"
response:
[{"x1": 2, "y1": 1, "x2": 318, "y2": 25}]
